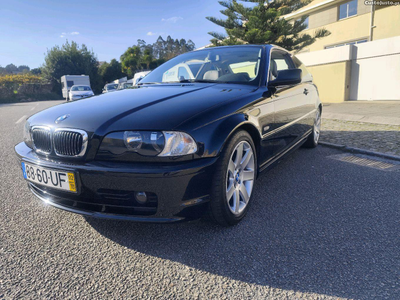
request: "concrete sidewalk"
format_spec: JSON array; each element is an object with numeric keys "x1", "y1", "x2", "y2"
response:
[
  {"x1": 322, "y1": 101, "x2": 400, "y2": 126},
  {"x1": 320, "y1": 101, "x2": 400, "y2": 157}
]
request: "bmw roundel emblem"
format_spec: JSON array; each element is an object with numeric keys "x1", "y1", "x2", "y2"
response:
[{"x1": 55, "y1": 114, "x2": 70, "y2": 124}]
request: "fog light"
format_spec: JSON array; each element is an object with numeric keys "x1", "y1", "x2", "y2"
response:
[{"x1": 135, "y1": 192, "x2": 147, "y2": 204}]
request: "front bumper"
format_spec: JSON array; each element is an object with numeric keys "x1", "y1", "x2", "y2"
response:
[{"x1": 15, "y1": 142, "x2": 218, "y2": 222}]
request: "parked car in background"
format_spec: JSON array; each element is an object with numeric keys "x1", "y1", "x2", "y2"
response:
[
  {"x1": 61, "y1": 75, "x2": 90, "y2": 101},
  {"x1": 118, "y1": 81, "x2": 133, "y2": 90},
  {"x1": 68, "y1": 85, "x2": 94, "y2": 101},
  {"x1": 102, "y1": 83, "x2": 118, "y2": 93},
  {"x1": 16, "y1": 45, "x2": 321, "y2": 226}
]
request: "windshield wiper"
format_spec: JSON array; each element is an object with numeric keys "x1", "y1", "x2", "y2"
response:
[{"x1": 194, "y1": 79, "x2": 227, "y2": 84}]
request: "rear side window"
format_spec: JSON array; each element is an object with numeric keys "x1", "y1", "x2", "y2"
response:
[
  {"x1": 67, "y1": 81, "x2": 74, "y2": 87},
  {"x1": 269, "y1": 51, "x2": 294, "y2": 81}
]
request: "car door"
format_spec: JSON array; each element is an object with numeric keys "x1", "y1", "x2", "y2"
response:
[
  {"x1": 267, "y1": 50, "x2": 312, "y2": 156},
  {"x1": 292, "y1": 55, "x2": 317, "y2": 131}
]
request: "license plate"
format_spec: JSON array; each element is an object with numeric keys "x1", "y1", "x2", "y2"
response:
[{"x1": 21, "y1": 162, "x2": 77, "y2": 193}]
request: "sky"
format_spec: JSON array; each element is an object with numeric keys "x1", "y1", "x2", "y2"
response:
[{"x1": 0, "y1": 0, "x2": 225, "y2": 68}]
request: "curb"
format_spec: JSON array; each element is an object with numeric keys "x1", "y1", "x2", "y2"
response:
[
  {"x1": 319, "y1": 141, "x2": 400, "y2": 162},
  {"x1": 322, "y1": 114, "x2": 400, "y2": 126}
]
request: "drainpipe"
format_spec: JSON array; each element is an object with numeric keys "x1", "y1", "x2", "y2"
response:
[{"x1": 369, "y1": 2, "x2": 375, "y2": 41}]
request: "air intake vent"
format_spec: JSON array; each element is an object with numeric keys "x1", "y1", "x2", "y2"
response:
[
  {"x1": 32, "y1": 127, "x2": 51, "y2": 154},
  {"x1": 53, "y1": 129, "x2": 86, "y2": 157}
]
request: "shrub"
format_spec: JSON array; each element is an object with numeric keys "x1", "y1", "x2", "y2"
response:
[{"x1": 0, "y1": 74, "x2": 60, "y2": 102}]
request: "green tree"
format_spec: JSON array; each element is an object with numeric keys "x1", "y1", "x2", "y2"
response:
[
  {"x1": 42, "y1": 40, "x2": 102, "y2": 94},
  {"x1": 18, "y1": 65, "x2": 30, "y2": 73},
  {"x1": 207, "y1": 0, "x2": 330, "y2": 51},
  {"x1": 5, "y1": 64, "x2": 18, "y2": 74},
  {"x1": 98, "y1": 59, "x2": 125, "y2": 85},
  {"x1": 120, "y1": 37, "x2": 195, "y2": 77},
  {"x1": 30, "y1": 68, "x2": 42, "y2": 75},
  {"x1": 142, "y1": 48, "x2": 153, "y2": 70},
  {"x1": 120, "y1": 46, "x2": 141, "y2": 76}
]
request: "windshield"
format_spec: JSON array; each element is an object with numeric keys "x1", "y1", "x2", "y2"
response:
[
  {"x1": 71, "y1": 86, "x2": 91, "y2": 91},
  {"x1": 106, "y1": 84, "x2": 118, "y2": 90},
  {"x1": 140, "y1": 46, "x2": 263, "y2": 86}
]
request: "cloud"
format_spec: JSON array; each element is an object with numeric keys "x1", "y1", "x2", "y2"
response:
[
  {"x1": 147, "y1": 31, "x2": 156, "y2": 36},
  {"x1": 60, "y1": 32, "x2": 79, "y2": 38},
  {"x1": 161, "y1": 16, "x2": 183, "y2": 23}
]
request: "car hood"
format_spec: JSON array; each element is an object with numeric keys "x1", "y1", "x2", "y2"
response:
[{"x1": 28, "y1": 84, "x2": 256, "y2": 135}]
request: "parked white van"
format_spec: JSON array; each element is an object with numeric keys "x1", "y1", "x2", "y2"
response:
[
  {"x1": 133, "y1": 71, "x2": 151, "y2": 85},
  {"x1": 61, "y1": 75, "x2": 90, "y2": 101}
]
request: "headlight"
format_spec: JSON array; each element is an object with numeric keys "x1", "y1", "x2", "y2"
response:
[
  {"x1": 159, "y1": 131, "x2": 197, "y2": 157},
  {"x1": 124, "y1": 131, "x2": 165, "y2": 156},
  {"x1": 98, "y1": 131, "x2": 197, "y2": 157},
  {"x1": 23, "y1": 121, "x2": 33, "y2": 149}
]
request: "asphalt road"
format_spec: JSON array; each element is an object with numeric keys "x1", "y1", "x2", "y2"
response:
[{"x1": 1, "y1": 100, "x2": 399, "y2": 299}]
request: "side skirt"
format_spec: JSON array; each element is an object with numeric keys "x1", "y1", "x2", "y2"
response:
[{"x1": 258, "y1": 129, "x2": 312, "y2": 174}]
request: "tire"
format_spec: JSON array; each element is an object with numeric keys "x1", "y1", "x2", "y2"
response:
[
  {"x1": 303, "y1": 107, "x2": 321, "y2": 148},
  {"x1": 209, "y1": 130, "x2": 257, "y2": 226}
]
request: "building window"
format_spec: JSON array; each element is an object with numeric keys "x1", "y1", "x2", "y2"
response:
[
  {"x1": 325, "y1": 39, "x2": 368, "y2": 49},
  {"x1": 339, "y1": 0, "x2": 357, "y2": 20},
  {"x1": 297, "y1": 16, "x2": 309, "y2": 30}
]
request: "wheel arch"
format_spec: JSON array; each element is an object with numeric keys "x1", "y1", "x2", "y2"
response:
[
  {"x1": 207, "y1": 114, "x2": 262, "y2": 161},
  {"x1": 228, "y1": 123, "x2": 261, "y2": 163}
]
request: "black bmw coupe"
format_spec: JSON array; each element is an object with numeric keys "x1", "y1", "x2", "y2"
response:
[{"x1": 15, "y1": 45, "x2": 321, "y2": 226}]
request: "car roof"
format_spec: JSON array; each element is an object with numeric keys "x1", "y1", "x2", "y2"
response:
[{"x1": 194, "y1": 44, "x2": 274, "y2": 52}]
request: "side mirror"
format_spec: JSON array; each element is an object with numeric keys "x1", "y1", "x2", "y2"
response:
[{"x1": 269, "y1": 69, "x2": 302, "y2": 87}]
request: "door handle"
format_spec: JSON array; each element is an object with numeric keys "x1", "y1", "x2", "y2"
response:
[{"x1": 303, "y1": 88, "x2": 309, "y2": 95}]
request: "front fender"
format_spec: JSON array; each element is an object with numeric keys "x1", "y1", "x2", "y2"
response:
[{"x1": 192, "y1": 113, "x2": 261, "y2": 158}]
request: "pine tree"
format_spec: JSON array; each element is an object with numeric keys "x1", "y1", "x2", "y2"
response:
[{"x1": 207, "y1": 0, "x2": 330, "y2": 51}]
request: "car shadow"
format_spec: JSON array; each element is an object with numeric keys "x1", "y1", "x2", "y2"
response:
[{"x1": 86, "y1": 146, "x2": 399, "y2": 299}]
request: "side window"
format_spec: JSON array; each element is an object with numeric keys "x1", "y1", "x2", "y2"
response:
[
  {"x1": 269, "y1": 51, "x2": 294, "y2": 81},
  {"x1": 67, "y1": 81, "x2": 74, "y2": 88}
]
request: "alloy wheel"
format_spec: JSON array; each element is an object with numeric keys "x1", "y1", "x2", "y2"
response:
[{"x1": 226, "y1": 141, "x2": 255, "y2": 215}]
